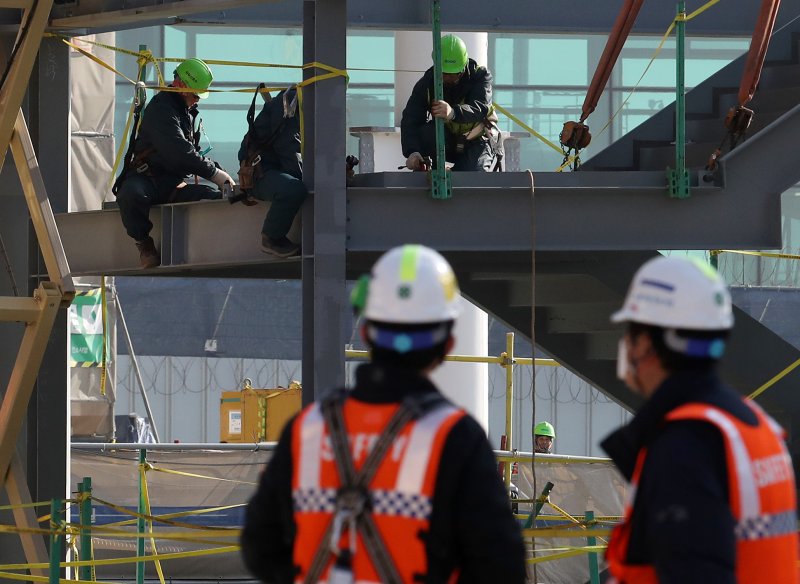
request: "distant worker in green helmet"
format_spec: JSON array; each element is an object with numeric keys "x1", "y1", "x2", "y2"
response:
[
  {"x1": 401, "y1": 34, "x2": 499, "y2": 172},
  {"x1": 113, "y1": 58, "x2": 237, "y2": 269},
  {"x1": 534, "y1": 421, "x2": 555, "y2": 454}
]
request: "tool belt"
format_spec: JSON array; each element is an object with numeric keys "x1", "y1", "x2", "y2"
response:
[{"x1": 112, "y1": 147, "x2": 156, "y2": 194}]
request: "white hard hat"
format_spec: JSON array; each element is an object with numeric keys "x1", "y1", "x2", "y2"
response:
[
  {"x1": 611, "y1": 256, "x2": 733, "y2": 331},
  {"x1": 362, "y1": 244, "x2": 460, "y2": 324}
]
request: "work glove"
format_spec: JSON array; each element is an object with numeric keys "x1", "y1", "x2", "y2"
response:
[
  {"x1": 431, "y1": 100, "x2": 455, "y2": 121},
  {"x1": 210, "y1": 167, "x2": 236, "y2": 189},
  {"x1": 405, "y1": 152, "x2": 430, "y2": 171}
]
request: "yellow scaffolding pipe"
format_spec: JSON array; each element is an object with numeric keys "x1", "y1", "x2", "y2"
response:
[{"x1": 503, "y1": 332, "x2": 514, "y2": 487}]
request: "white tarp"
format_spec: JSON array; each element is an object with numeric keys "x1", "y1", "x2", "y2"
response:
[{"x1": 513, "y1": 458, "x2": 627, "y2": 583}]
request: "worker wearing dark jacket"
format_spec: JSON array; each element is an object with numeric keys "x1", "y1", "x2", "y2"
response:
[
  {"x1": 115, "y1": 58, "x2": 235, "y2": 269},
  {"x1": 602, "y1": 256, "x2": 798, "y2": 584},
  {"x1": 401, "y1": 34, "x2": 498, "y2": 172},
  {"x1": 237, "y1": 86, "x2": 306, "y2": 258},
  {"x1": 241, "y1": 245, "x2": 526, "y2": 584}
]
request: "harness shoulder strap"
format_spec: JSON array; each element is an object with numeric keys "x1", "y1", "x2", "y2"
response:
[{"x1": 304, "y1": 393, "x2": 439, "y2": 584}]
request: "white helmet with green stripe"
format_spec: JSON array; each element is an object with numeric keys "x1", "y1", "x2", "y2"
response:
[{"x1": 360, "y1": 244, "x2": 460, "y2": 324}]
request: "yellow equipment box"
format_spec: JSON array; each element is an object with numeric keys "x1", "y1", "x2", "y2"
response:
[{"x1": 220, "y1": 380, "x2": 302, "y2": 443}]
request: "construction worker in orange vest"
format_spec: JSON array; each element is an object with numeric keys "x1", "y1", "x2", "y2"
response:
[
  {"x1": 602, "y1": 256, "x2": 799, "y2": 583},
  {"x1": 240, "y1": 244, "x2": 526, "y2": 584}
]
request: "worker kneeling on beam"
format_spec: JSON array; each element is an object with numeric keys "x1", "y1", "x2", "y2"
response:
[
  {"x1": 602, "y1": 256, "x2": 799, "y2": 583},
  {"x1": 113, "y1": 58, "x2": 236, "y2": 269},
  {"x1": 241, "y1": 244, "x2": 526, "y2": 584},
  {"x1": 533, "y1": 421, "x2": 555, "y2": 454},
  {"x1": 401, "y1": 34, "x2": 499, "y2": 172}
]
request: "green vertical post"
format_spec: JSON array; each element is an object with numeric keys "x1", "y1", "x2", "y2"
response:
[
  {"x1": 429, "y1": 0, "x2": 452, "y2": 200},
  {"x1": 136, "y1": 449, "x2": 147, "y2": 584},
  {"x1": 668, "y1": 0, "x2": 691, "y2": 198},
  {"x1": 78, "y1": 477, "x2": 94, "y2": 581},
  {"x1": 586, "y1": 510, "x2": 601, "y2": 584},
  {"x1": 49, "y1": 499, "x2": 63, "y2": 584}
]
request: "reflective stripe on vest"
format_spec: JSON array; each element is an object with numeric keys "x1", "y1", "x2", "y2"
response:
[
  {"x1": 607, "y1": 400, "x2": 799, "y2": 584},
  {"x1": 291, "y1": 399, "x2": 465, "y2": 583}
]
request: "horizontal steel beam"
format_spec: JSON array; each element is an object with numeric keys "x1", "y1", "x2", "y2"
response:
[
  {"x1": 49, "y1": 0, "x2": 282, "y2": 31},
  {"x1": 347, "y1": 171, "x2": 778, "y2": 252},
  {"x1": 57, "y1": 170, "x2": 780, "y2": 276},
  {"x1": 47, "y1": 0, "x2": 793, "y2": 35}
]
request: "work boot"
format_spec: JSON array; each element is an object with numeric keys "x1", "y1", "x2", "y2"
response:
[
  {"x1": 135, "y1": 237, "x2": 161, "y2": 269},
  {"x1": 260, "y1": 234, "x2": 300, "y2": 258}
]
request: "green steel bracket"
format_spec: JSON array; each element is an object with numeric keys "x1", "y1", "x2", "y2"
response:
[
  {"x1": 430, "y1": 0, "x2": 452, "y2": 200},
  {"x1": 586, "y1": 510, "x2": 601, "y2": 584},
  {"x1": 49, "y1": 499, "x2": 63, "y2": 584},
  {"x1": 523, "y1": 480, "x2": 555, "y2": 528},
  {"x1": 136, "y1": 449, "x2": 147, "y2": 584},
  {"x1": 78, "y1": 477, "x2": 94, "y2": 582},
  {"x1": 667, "y1": 167, "x2": 691, "y2": 199},
  {"x1": 669, "y1": 0, "x2": 691, "y2": 199}
]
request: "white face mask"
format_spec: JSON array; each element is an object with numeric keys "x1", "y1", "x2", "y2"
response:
[{"x1": 616, "y1": 338, "x2": 629, "y2": 381}]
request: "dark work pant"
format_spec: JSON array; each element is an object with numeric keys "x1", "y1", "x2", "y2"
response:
[
  {"x1": 417, "y1": 121, "x2": 496, "y2": 171},
  {"x1": 116, "y1": 173, "x2": 221, "y2": 241},
  {"x1": 250, "y1": 169, "x2": 308, "y2": 239}
]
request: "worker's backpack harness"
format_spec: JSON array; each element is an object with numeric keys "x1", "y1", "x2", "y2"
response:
[
  {"x1": 237, "y1": 83, "x2": 298, "y2": 194},
  {"x1": 303, "y1": 391, "x2": 446, "y2": 584}
]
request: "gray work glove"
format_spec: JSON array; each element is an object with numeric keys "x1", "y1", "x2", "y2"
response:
[
  {"x1": 210, "y1": 167, "x2": 236, "y2": 189},
  {"x1": 405, "y1": 152, "x2": 430, "y2": 171}
]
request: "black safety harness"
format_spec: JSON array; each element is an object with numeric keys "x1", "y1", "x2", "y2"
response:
[{"x1": 302, "y1": 391, "x2": 446, "y2": 584}]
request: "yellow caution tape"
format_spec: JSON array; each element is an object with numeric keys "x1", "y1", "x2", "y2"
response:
[
  {"x1": 521, "y1": 527, "x2": 611, "y2": 538},
  {"x1": 89, "y1": 495, "x2": 239, "y2": 531},
  {"x1": 712, "y1": 249, "x2": 800, "y2": 261},
  {"x1": 94, "y1": 499, "x2": 245, "y2": 529},
  {"x1": 527, "y1": 545, "x2": 607, "y2": 565},
  {"x1": 493, "y1": 103, "x2": 563, "y2": 156},
  {"x1": 147, "y1": 464, "x2": 259, "y2": 486},
  {"x1": 0, "y1": 501, "x2": 49, "y2": 512},
  {"x1": 0, "y1": 545, "x2": 238, "y2": 572},
  {"x1": 679, "y1": 0, "x2": 721, "y2": 21},
  {"x1": 139, "y1": 464, "x2": 166, "y2": 584},
  {"x1": 749, "y1": 357, "x2": 800, "y2": 401}
]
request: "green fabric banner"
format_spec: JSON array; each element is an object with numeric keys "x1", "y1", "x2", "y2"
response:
[{"x1": 69, "y1": 289, "x2": 104, "y2": 365}]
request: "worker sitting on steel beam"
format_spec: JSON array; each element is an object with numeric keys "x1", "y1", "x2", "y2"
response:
[
  {"x1": 236, "y1": 84, "x2": 306, "y2": 258},
  {"x1": 603, "y1": 256, "x2": 799, "y2": 583},
  {"x1": 241, "y1": 244, "x2": 526, "y2": 584},
  {"x1": 401, "y1": 34, "x2": 499, "y2": 172},
  {"x1": 534, "y1": 421, "x2": 555, "y2": 454},
  {"x1": 113, "y1": 58, "x2": 236, "y2": 269}
]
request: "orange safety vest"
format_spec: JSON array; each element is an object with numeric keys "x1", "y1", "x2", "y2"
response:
[
  {"x1": 607, "y1": 400, "x2": 799, "y2": 584},
  {"x1": 291, "y1": 398, "x2": 465, "y2": 584}
]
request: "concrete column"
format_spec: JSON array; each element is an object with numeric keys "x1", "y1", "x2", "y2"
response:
[
  {"x1": 430, "y1": 298, "x2": 489, "y2": 432},
  {"x1": 392, "y1": 31, "x2": 490, "y2": 428}
]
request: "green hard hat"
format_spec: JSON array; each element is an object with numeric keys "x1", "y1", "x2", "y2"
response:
[
  {"x1": 175, "y1": 58, "x2": 213, "y2": 99},
  {"x1": 437, "y1": 34, "x2": 468, "y2": 74},
  {"x1": 534, "y1": 421, "x2": 555, "y2": 438}
]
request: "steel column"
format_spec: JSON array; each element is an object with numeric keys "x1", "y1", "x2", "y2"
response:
[
  {"x1": 301, "y1": 0, "x2": 347, "y2": 402},
  {"x1": 668, "y1": 0, "x2": 690, "y2": 198}
]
